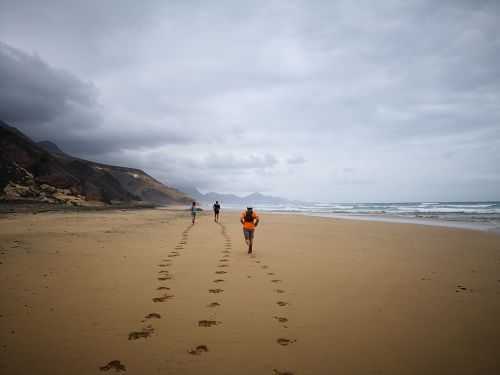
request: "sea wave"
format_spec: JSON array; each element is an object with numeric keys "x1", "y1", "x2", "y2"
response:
[{"x1": 241, "y1": 201, "x2": 500, "y2": 226}]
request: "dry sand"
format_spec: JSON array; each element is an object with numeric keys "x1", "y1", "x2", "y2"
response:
[{"x1": 1, "y1": 209, "x2": 500, "y2": 375}]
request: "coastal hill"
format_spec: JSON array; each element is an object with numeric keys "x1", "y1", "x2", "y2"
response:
[{"x1": 0, "y1": 121, "x2": 192, "y2": 207}]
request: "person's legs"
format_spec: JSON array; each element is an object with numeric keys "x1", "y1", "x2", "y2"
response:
[
  {"x1": 243, "y1": 229, "x2": 249, "y2": 247},
  {"x1": 243, "y1": 229, "x2": 254, "y2": 253},
  {"x1": 216, "y1": 212, "x2": 219, "y2": 222},
  {"x1": 192, "y1": 213, "x2": 196, "y2": 224}
]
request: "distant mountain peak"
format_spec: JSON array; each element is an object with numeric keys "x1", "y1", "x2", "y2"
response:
[
  {"x1": 245, "y1": 192, "x2": 264, "y2": 198},
  {"x1": 175, "y1": 186, "x2": 292, "y2": 205}
]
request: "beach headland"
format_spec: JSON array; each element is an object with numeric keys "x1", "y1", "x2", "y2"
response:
[{"x1": 1, "y1": 210, "x2": 499, "y2": 374}]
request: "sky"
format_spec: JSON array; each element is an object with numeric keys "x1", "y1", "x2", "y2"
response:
[{"x1": 1, "y1": 0, "x2": 499, "y2": 202}]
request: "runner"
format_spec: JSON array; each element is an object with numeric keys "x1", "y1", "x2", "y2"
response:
[
  {"x1": 240, "y1": 207, "x2": 259, "y2": 254},
  {"x1": 191, "y1": 201, "x2": 197, "y2": 224},
  {"x1": 213, "y1": 201, "x2": 221, "y2": 222}
]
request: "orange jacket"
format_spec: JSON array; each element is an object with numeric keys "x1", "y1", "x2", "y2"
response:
[{"x1": 240, "y1": 210, "x2": 259, "y2": 230}]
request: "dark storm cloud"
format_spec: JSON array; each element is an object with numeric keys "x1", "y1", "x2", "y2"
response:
[
  {"x1": 0, "y1": 41, "x2": 193, "y2": 155},
  {"x1": 0, "y1": 41, "x2": 97, "y2": 124}
]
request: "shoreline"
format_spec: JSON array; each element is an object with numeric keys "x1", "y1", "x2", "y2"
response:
[
  {"x1": 307, "y1": 212, "x2": 500, "y2": 234},
  {"x1": 3, "y1": 202, "x2": 499, "y2": 235},
  {"x1": 198, "y1": 206, "x2": 500, "y2": 234}
]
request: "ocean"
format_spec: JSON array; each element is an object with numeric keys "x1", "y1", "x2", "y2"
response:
[{"x1": 218, "y1": 201, "x2": 500, "y2": 232}]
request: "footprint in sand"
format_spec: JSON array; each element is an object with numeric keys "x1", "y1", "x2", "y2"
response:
[
  {"x1": 215, "y1": 271, "x2": 227, "y2": 274},
  {"x1": 141, "y1": 313, "x2": 161, "y2": 322},
  {"x1": 456, "y1": 285, "x2": 469, "y2": 292},
  {"x1": 168, "y1": 254, "x2": 179, "y2": 258},
  {"x1": 158, "y1": 270, "x2": 169, "y2": 274},
  {"x1": 273, "y1": 316, "x2": 288, "y2": 323},
  {"x1": 275, "y1": 289, "x2": 285, "y2": 294},
  {"x1": 222, "y1": 250, "x2": 231, "y2": 254},
  {"x1": 276, "y1": 338, "x2": 296, "y2": 346},
  {"x1": 268, "y1": 272, "x2": 275, "y2": 276},
  {"x1": 158, "y1": 264, "x2": 169, "y2": 267},
  {"x1": 273, "y1": 370, "x2": 294, "y2": 375},
  {"x1": 153, "y1": 294, "x2": 174, "y2": 302},
  {"x1": 261, "y1": 265, "x2": 269, "y2": 269},
  {"x1": 100, "y1": 360, "x2": 126, "y2": 372},
  {"x1": 218, "y1": 264, "x2": 229, "y2": 268},
  {"x1": 271, "y1": 280, "x2": 282, "y2": 283},
  {"x1": 209, "y1": 288, "x2": 224, "y2": 294},
  {"x1": 207, "y1": 302, "x2": 220, "y2": 307},
  {"x1": 158, "y1": 276, "x2": 172, "y2": 281},
  {"x1": 219, "y1": 259, "x2": 229, "y2": 262},
  {"x1": 144, "y1": 313, "x2": 161, "y2": 319},
  {"x1": 128, "y1": 325, "x2": 154, "y2": 340},
  {"x1": 188, "y1": 345, "x2": 209, "y2": 355},
  {"x1": 198, "y1": 320, "x2": 221, "y2": 327},
  {"x1": 157, "y1": 286, "x2": 170, "y2": 290},
  {"x1": 277, "y1": 301, "x2": 288, "y2": 307},
  {"x1": 213, "y1": 279, "x2": 225, "y2": 283},
  {"x1": 255, "y1": 261, "x2": 261, "y2": 264}
]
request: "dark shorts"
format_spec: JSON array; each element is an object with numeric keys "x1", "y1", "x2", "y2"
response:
[{"x1": 243, "y1": 228, "x2": 254, "y2": 240}]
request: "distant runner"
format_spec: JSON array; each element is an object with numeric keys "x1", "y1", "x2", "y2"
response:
[
  {"x1": 191, "y1": 201, "x2": 197, "y2": 224},
  {"x1": 213, "y1": 201, "x2": 221, "y2": 222},
  {"x1": 240, "y1": 207, "x2": 259, "y2": 254}
]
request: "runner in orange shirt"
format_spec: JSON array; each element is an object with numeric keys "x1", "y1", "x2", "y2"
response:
[{"x1": 240, "y1": 207, "x2": 259, "y2": 254}]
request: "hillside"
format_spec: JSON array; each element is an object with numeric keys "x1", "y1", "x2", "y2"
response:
[{"x1": 0, "y1": 121, "x2": 192, "y2": 206}]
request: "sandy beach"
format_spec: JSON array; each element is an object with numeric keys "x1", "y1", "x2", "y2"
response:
[{"x1": 1, "y1": 209, "x2": 500, "y2": 375}]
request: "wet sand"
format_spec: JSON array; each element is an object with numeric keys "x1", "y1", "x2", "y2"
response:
[{"x1": 1, "y1": 210, "x2": 500, "y2": 374}]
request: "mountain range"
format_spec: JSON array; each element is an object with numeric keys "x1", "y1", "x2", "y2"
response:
[
  {"x1": 0, "y1": 121, "x2": 192, "y2": 207},
  {"x1": 178, "y1": 186, "x2": 294, "y2": 206}
]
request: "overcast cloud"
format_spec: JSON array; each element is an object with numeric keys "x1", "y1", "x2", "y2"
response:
[{"x1": 1, "y1": 0, "x2": 499, "y2": 202}]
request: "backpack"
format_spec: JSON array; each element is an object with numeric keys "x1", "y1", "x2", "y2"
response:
[{"x1": 244, "y1": 209, "x2": 254, "y2": 223}]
